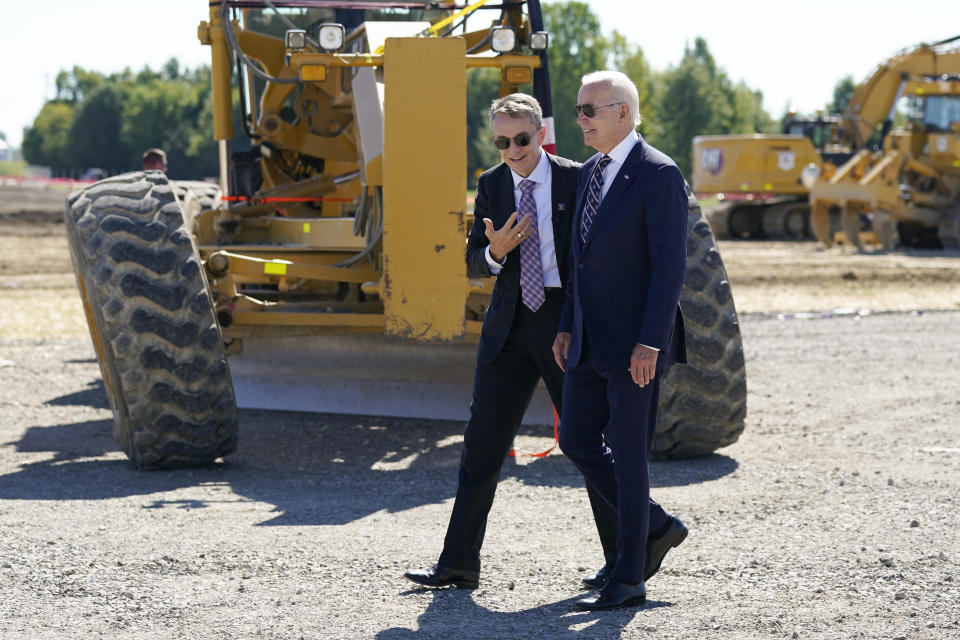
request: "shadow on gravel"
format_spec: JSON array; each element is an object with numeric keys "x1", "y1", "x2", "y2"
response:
[
  {"x1": 45, "y1": 379, "x2": 109, "y2": 409},
  {"x1": 0, "y1": 408, "x2": 737, "y2": 526},
  {"x1": 380, "y1": 589, "x2": 671, "y2": 638}
]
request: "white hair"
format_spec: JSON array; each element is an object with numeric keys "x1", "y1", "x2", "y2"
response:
[{"x1": 581, "y1": 70, "x2": 642, "y2": 127}]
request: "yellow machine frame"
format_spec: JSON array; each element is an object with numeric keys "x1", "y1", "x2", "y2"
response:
[{"x1": 196, "y1": 2, "x2": 541, "y2": 344}]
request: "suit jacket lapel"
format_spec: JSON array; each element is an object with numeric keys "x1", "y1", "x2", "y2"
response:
[
  {"x1": 574, "y1": 154, "x2": 599, "y2": 252},
  {"x1": 547, "y1": 154, "x2": 571, "y2": 272},
  {"x1": 582, "y1": 139, "x2": 646, "y2": 252},
  {"x1": 493, "y1": 163, "x2": 515, "y2": 226}
]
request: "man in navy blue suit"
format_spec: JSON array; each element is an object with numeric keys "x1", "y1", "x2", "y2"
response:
[
  {"x1": 553, "y1": 71, "x2": 690, "y2": 609},
  {"x1": 404, "y1": 93, "x2": 617, "y2": 590}
]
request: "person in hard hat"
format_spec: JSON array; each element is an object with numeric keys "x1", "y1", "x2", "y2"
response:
[
  {"x1": 404, "y1": 93, "x2": 617, "y2": 590},
  {"x1": 554, "y1": 70, "x2": 688, "y2": 610},
  {"x1": 142, "y1": 148, "x2": 167, "y2": 172}
]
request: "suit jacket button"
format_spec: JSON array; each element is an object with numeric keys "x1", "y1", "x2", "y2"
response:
[{"x1": 578, "y1": 262, "x2": 584, "y2": 269}]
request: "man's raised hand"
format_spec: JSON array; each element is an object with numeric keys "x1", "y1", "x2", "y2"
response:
[{"x1": 484, "y1": 212, "x2": 534, "y2": 262}]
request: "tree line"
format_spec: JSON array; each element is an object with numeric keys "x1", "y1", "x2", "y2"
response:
[
  {"x1": 22, "y1": 60, "x2": 219, "y2": 180},
  {"x1": 469, "y1": 3, "x2": 780, "y2": 182},
  {"x1": 23, "y1": 2, "x2": 841, "y2": 183}
]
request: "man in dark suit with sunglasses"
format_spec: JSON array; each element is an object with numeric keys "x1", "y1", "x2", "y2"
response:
[
  {"x1": 405, "y1": 93, "x2": 617, "y2": 590},
  {"x1": 554, "y1": 71, "x2": 689, "y2": 610}
]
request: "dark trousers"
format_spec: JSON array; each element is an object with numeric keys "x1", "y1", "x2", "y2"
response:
[
  {"x1": 558, "y1": 341, "x2": 671, "y2": 584},
  {"x1": 438, "y1": 290, "x2": 617, "y2": 572}
]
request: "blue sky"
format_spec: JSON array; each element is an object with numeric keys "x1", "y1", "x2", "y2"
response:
[{"x1": 1, "y1": 0, "x2": 957, "y2": 147}]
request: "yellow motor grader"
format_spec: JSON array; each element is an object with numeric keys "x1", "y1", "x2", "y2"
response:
[
  {"x1": 65, "y1": 0, "x2": 746, "y2": 469},
  {"x1": 807, "y1": 37, "x2": 960, "y2": 250}
]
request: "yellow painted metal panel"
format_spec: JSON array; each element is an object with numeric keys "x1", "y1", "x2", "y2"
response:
[
  {"x1": 233, "y1": 312, "x2": 386, "y2": 328},
  {"x1": 217, "y1": 251, "x2": 380, "y2": 284},
  {"x1": 264, "y1": 262, "x2": 288, "y2": 275},
  {"x1": 205, "y1": 10, "x2": 235, "y2": 141},
  {"x1": 692, "y1": 135, "x2": 819, "y2": 196},
  {"x1": 382, "y1": 37, "x2": 467, "y2": 341},
  {"x1": 299, "y1": 64, "x2": 327, "y2": 82},
  {"x1": 260, "y1": 218, "x2": 367, "y2": 250}
]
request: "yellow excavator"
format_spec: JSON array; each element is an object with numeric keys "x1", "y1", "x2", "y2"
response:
[
  {"x1": 808, "y1": 36, "x2": 960, "y2": 249},
  {"x1": 692, "y1": 114, "x2": 849, "y2": 239},
  {"x1": 64, "y1": 0, "x2": 747, "y2": 469},
  {"x1": 693, "y1": 35, "x2": 960, "y2": 245}
]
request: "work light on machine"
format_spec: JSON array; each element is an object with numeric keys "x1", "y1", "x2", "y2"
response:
[
  {"x1": 285, "y1": 29, "x2": 307, "y2": 51},
  {"x1": 318, "y1": 23, "x2": 345, "y2": 51},
  {"x1": 801, "y1": 162, "x2": 821, "y2": 189},
  {"x1": 490, "y1": 26, "x2": 516, "y2": 53},
  {"x1": 529, "y1": 31, "x2": 549, "y2": 50}
]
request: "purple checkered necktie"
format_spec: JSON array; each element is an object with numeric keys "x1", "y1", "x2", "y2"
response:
[
  {"x1": 580, "y1": 155, "x2": 613, "y2": 244},
  {"x1": 517, "y1": 179, "x2": 545, "y2": 312}
]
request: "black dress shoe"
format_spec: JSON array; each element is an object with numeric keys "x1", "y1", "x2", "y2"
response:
[
  {"x1": 581, "y1": 564, "x2": 613, "y2": 589},
  {"x1": 575, "y1": 580, "x2": 646, "y2": 610},
  {"x1": 403, "y1": 565, "x2": 479, "y2": 589},
  {"x1": 644, "y1": 516, "x2": 688, "y2": 581}
]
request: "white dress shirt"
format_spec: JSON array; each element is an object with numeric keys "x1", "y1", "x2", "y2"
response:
[
  {"x1": 599, "y1": 130, "x2": 640, "y2": 199},
  {"x1": 484, "y1": 151, "x2": 562, "y2": 287}
]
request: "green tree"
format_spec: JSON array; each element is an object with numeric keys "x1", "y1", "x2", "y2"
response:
[
  {"x1": 120, "y1": 69, "x2": 214, "y2": 177},
  {"x1": 24, "y1": 63, "x2": 221, "y2": 179},
  {"x1": 55, "y1": 66, "x2": 106, "y2": 103},
  {"x1": 729, "y1": 82, "x2": 777, "y2": 134},
  {"x1": 828, "y1": 75, "x2": 856, "y2": 114},
  {"x1": 648, "y1": 37, "x2": 774, "y2": 178},
  {"x1": 22, "y1": 101, "x2": 75, "y2": 169},
  {"x1": 66, "y1": 84, "x2": 128, "y2": 172},
  {"x1": 543, "y1": 1, "x2": 609, "y2": 160},
  {"x1": 650, "y1": 47, "x2": 724, "y2": 178},
  {"x1": 608, "y1": 31, "x2": 653, "y2": 132},
  {"x1": 466, "y1": 68, "x2": 501, "y2": 186}
]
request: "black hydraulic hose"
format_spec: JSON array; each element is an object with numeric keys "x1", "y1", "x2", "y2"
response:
[
  {"x1": 221, "y1": 0, "x2": 300, "y2": 84},
  {"x1": 261, "y1": 0, "x2": 324, "y2": 51}
]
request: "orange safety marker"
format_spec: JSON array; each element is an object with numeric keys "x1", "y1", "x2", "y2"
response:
[{"x1": 508, "y1": 407, "x2": 559, "y2": 458}]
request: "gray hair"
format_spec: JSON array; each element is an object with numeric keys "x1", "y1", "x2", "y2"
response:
[
  {"x1": 581, "y1": 70, "x2": 642, "y2": 127},
  {"x1": 488, "y1": 93, "x2": 543, "y2": 130}
]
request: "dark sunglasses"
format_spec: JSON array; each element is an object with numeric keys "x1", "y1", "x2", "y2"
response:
[
  {"x1": 573, "y1": 102, "x2": 624, "y2": 118},
  {"x1": 493, "y1": 132, "x2": 533, "y2": 150}
]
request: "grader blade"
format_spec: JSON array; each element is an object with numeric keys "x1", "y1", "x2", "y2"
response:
[{"x1": 228, "y1": 335, "x2": 557, "y2": 425}]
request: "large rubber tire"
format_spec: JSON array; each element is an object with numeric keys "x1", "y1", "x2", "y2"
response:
[
  {"x1": 171, "y1": 180, "x2": 222, "y2": 235},
  {"x1": 64, "y1": 172, "x2": 238, "y2": 469},
  {"x1": 655, "y1": 192, "x2": 747, "y2": 459}
]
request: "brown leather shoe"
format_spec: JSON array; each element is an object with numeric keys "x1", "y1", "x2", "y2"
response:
[
  {"x1": 575, "y1": 580, "x2": 646, "y2": 610},
  {"x1": 644, "y1": 516, "x2": 688, "y2": 581},
  {"x1": 403, "y1": 565, "x2": 479, "y2": 589}
]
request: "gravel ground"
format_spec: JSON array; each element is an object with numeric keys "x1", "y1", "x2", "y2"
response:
[
  {"x1": 0, "y1": 188, "x2": 958, "y2": 638},
  {"x1": 1, "y1": 310, "x2": 958, "y2": 639}
]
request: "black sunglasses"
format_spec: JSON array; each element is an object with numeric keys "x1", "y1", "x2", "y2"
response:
[
  {"x1": 573, "y1": 102, "x2": 624, "y2": 118},
  {"x1": 493, "y1": 132, "x2": 533, "y2": 150}
]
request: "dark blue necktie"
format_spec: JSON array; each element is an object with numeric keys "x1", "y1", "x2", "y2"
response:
[{"x1": 580, "y1": 156, "x2": 612, "y2": 244}]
